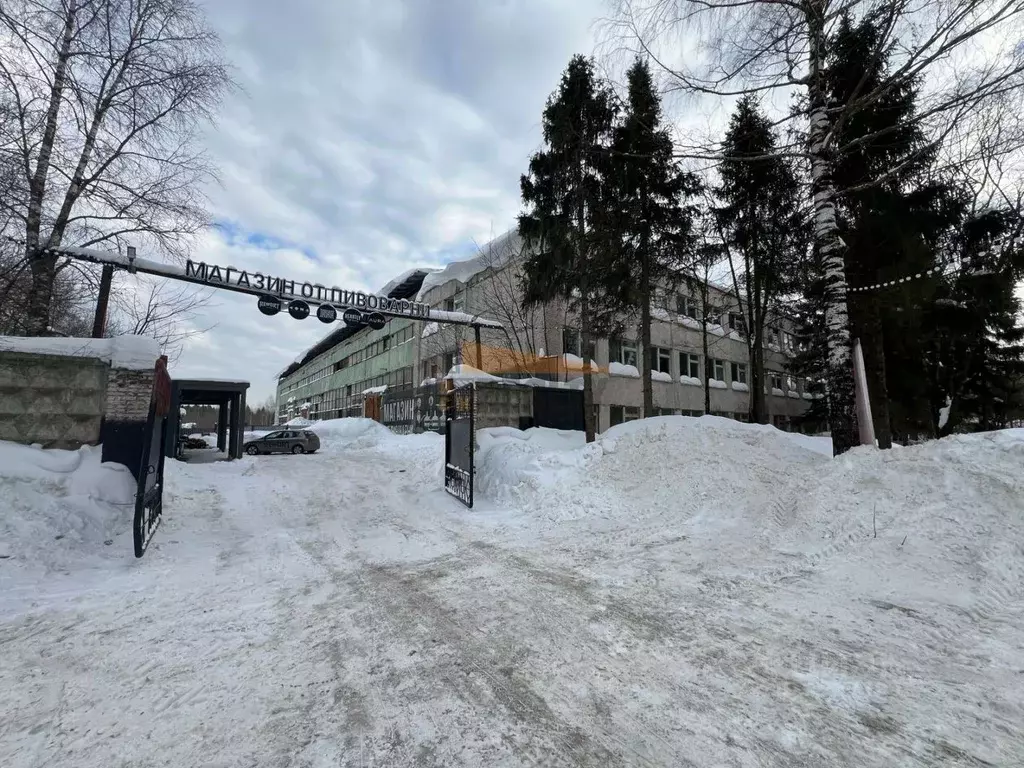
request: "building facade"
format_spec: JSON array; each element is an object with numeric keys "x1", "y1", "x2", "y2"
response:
[{"x1": 277, "y1": 232, "x2": 817, "y2": 431}]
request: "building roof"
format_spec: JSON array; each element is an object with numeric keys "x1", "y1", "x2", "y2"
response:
[{"x1": 278, "y1": 269, "x2": 432, "y2": 381}]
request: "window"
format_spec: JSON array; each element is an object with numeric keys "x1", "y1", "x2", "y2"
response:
[
  {"x1": 782, "y1": 332, "x2": 795, "y2": 352},
  {"x1": 765, "y1": 328, "x2": 778, "y2": 347},
  {"x1": 610, "y1": 405, "x2": 624, "y2": 427},
  {"x1": 785, "y1": 375, "x2": 796, "y2": 391},
  {"x1": 610, "y1": 337, "x2": 638, "y2": 367},
  {"x1": 709, "y1": 358, "x2": 725, "y2": 381},
  {"x1": 730, "y1": 362, "x2": 748, "y2": 385},
  {"x1": 773, "y1": 415, "x2": 789, "y2": 431},
  {"x1": 563, "y1": 327, "x2": 581, "y2": 356},
  {"x1": 651, "y1": 347, "x2": 671, "y2": 374},
  {"x1": 676, "y1": 294, "x2": 697, "y2": 319},
  {"x1": 443, "y1": 297, "x2": 455, "y2": 312},
  {"x1": 734, "y1": 412, "x2": 750, "y2": 423},
  {"x1": 680, "y1": 352, "x2": 700, "y2": 379},
  {"x1": 770, "y1": 372, "x2": 784, "y2": 391},
  {"x1": 610, "y1": 406, "x2": 641, "y2": 427},
  {"x1": 706, "y1": 305, "x2": 722, "y2": 325},
  {"x1": 728, "y1": 312, "x2": 747, "y2": 335}
]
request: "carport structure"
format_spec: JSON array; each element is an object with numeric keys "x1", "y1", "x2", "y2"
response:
[{"x1": 166, "y1": 379, "x2": 250, "y2": 460}]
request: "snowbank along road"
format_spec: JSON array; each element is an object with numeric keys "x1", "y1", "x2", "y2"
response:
[{"x1": 1, "y1": 416, "x2": 1023, "y2": 767}]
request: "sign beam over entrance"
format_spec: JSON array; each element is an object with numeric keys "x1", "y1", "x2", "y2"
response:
[{"x1": 34, "y1": 244, "x2": 504, "y2": 330}]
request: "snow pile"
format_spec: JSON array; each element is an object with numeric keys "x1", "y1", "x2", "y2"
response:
[
  {"x1": 731, "y1": 381, "x2": 749, "y2": 392},
  {"x1": 284, "y1": 416, "x2": 314, "y2": 427},
  {"x1": 680, "y1": 375, "x2": 702, "y2": 386},
  {"x1": 0, "y1": 442, "x2": 136, "y2": 570},
  {"x1": 308, "y1": 417, "x2": 394, "y2": 451},
  {"x1": 421, "y1": 321, "x2": 439, "y2": 338},
  {"x1": 0, "y1": 334, "x2": 160, "y2": 370},
  {"x1": 709, "y1": 378, "x2": 727, "y2": 389},
  {"x1": 474, "y1": 416, "x2": 829, "y2": 523},
  {"x1": 651, "y1": 370, "x2": 673, "y2": 383},
  {"x1": 608, "y1": 362, "x2": 640, "y2": 378}
]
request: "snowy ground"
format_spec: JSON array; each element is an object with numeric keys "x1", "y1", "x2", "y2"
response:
[{"x1": 1, "y1": 417, "x2": 1022, "y2": 766}]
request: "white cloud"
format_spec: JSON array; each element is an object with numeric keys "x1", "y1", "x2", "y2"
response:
[{"x1": 171, "y1": 0, "x2": 603, "y2": 402}]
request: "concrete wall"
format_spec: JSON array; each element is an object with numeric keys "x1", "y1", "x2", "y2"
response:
[
  {"x1": 0, "y1": 351, "x2": 109, "y2": 448},
  {"x1": 473, "y1": 383, "x2": 533, "y2": 431}
]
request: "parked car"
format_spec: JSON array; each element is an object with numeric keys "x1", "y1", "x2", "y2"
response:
[{"x1": 244, "y1": 429, "x2": 320, "y2": 455}]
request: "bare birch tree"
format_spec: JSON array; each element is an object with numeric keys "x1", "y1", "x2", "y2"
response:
[
  {"x1": 0, "y1": 0, "x2": 231, "y2": 335},
  {"x1": 607, "y1": 0, "x2": 1024, "y2": 454}
]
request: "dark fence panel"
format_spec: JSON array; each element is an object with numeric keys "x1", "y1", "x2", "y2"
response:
[
  {"x1": 444, "y1": 384, "x2": 474, "y2": 508},
  {"x1": 532, "y1": 388, "x2": 584, "y2": 431}
]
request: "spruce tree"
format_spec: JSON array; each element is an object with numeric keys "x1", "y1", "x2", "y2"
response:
[
  {"x1": 826, "y1": 11, "x2": 951, "y2": 445},
  {"x1": 925, "y1": 206, "x2": 1024, "y2": 433},
  {"x1": 609, "y1": 58, "x2": 700, "y2": 418},
  {"x1": 519, "y1": 55, "x2": 619, "y2": 442},
  {"x1": 715, "y1": 96, "x2": 804, "y2": 424}
]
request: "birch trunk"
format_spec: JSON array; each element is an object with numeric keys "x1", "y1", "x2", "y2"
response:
[
  {"x1": 807, "y1": 0, "x2": 858, "y2": 456},
  {"x1": 23, "y1": 0, "x2": 78, "y2": 335}
]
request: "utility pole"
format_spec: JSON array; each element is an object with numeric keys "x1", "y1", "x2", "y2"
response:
[{"x1": 92, "y1": 246, "x2": 133, "y2": 338}]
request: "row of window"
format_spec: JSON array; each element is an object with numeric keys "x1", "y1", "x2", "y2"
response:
[
  {"x1": 332, "y1": 325, "x2": 415, "y2": 373},
  {"x1": 281, "y1": 323, "x2": 416, "y2": 394},
  {"x1": 294, "y1": 366, "x2": 417, "y2": 415},
  {"x1": 616, "y1": 341, "x2": 805, "y2": 391}
]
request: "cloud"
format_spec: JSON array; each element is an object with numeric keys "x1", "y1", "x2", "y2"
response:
[{"x1": 171, "y1": 0, "x2": 603, "y2": 402}]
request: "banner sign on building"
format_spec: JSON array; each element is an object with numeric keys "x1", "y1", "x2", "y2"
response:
[
  {"x1": 380, "y1": 384, "x2": 445, "y2": 435},
  {"x1": 185, "y1": 259, "x2": 432, "y2": 318}
]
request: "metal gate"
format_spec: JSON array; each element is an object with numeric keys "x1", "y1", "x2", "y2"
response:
[
  {"x1": 134, "y1": 359, "x2": 170, "y2": 557},
  {"x1": 444, "y1": 383, "x2": 474, "y2": 508}
]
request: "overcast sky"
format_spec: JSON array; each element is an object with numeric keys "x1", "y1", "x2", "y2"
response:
[{"x1": 167, "y1": 0, "x2": 606, "y2": 403}]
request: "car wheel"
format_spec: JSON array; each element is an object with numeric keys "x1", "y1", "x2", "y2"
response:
[
  {"x1": 292, "y1": 444, "x2": 305, "y2": 454},
  {"x1": 246, "y1": 445, "x2": 259, "y2": 456}
]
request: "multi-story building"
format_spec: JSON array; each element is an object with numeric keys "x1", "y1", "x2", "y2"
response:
[{"x1": 277, "y1": 231, "x2": 816, "y2": 431}]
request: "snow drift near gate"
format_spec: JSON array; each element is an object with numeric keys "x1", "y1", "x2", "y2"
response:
[{"x1": 0, "y1": 442, "x2": 136, "y2": 568}]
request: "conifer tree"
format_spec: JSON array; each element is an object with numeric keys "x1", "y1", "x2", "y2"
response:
[
  {"x1": 609, "y1": 57, "x2": 700, "y2": 418},
  {"x1": 715, "y1": 96, "x2": 805, "y2": 423},
  {"x1": 519, "y1": 55, "x2": 620, "y2": 442}
]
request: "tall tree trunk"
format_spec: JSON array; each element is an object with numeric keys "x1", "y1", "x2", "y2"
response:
[
  {"x1": 702, "y1": 313, "x2": 711, "y2": 414},
  {"x1": 23, "y1": 0, "x2": 78, "y2": 335},
  {"x1": 580, "y1": 292, "x2": 596, "y2": 443},
  {"x1": 752, "y1": 339, "x2": 767, "y2": 423},
  {"x1": 640, "y1": 246, "x2": 654, "y2": 418},
  {"x1": 807, "y1": 1, "x2": 858, "y2": 456},
  {"x1": 861, "y1": 295, "x2": 893, "y2": 448}
]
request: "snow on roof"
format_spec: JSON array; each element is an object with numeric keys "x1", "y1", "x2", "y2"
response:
[
  {"x1": 377, "y1": 267, "x2": 437, "y2": 297},
  {"x1": 0, "y1": 334, "x2": 160, "y2": 370},
  {"x1": 415, "y1": 229, "x2": 523, "y2": 301},
  {"x1": 362, "y1": 385, "x2": 387, "y2": 395},
  {"x1": 444, "y1": 364, "x2": 503, "y2": 383}
]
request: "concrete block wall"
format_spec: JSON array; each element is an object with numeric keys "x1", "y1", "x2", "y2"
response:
[
  {"x1": 0, "y1": 352, "x2": 109, "y2": 448},
  {"x1": 473, "y1": 383, "x2": 533, "y2": 431}
]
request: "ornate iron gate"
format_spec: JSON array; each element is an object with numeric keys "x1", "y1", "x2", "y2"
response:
[{"x1": 444, "y1": 383, "x2": 474, "y2": 508}]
